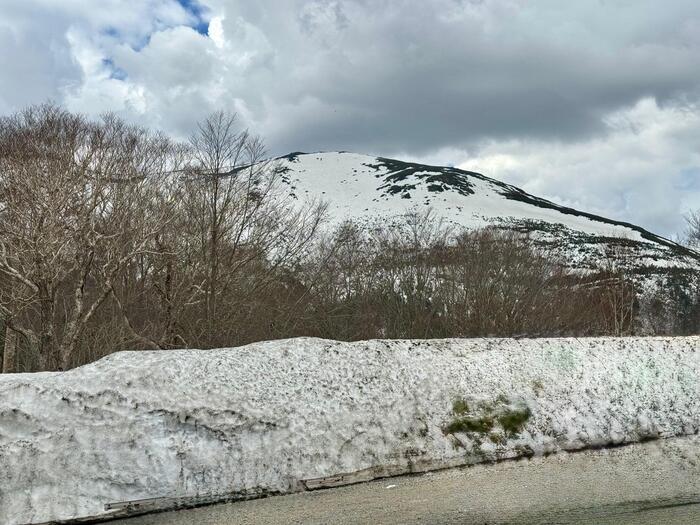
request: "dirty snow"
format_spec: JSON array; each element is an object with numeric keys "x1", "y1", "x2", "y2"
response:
[{"x1": 1, "y1": 337, "x2": 699, "y2": 524}]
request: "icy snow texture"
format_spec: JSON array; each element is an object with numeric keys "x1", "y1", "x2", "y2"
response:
[{"x1": 1, "y1": 337, "x2": 699, "y2": 524}]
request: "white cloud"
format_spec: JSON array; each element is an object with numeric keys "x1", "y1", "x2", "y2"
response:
[
  {"x1": 208, "y1": 16, "x2": 226, "y2": 49},
  {"x1": 457, "y1": 98, "x2": 700, "y2": 235},
  {"x1": 2, "y1": 0, "x2": 700, "y2": 236}
]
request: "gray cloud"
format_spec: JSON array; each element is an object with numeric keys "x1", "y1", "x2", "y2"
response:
[
  {"x1": 1, "y1": 0, "x2": 700, "y2": 235},
  {"x1": 220, "y1": 0, "x2": 700, "y2": 155}
]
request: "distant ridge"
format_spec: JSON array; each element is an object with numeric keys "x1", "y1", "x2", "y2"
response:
[{"x1": 272, "y1": 151, "x2": 700, "y2": 282}]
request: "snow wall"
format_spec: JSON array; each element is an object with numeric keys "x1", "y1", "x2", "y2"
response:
[{"x1": 1, "y1": 337, "x2": 699, "y2": 524}]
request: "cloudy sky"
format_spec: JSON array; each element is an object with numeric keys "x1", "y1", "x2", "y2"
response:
[{"x1": 1, "y1": 0, "x2": 700, "y2": 237}]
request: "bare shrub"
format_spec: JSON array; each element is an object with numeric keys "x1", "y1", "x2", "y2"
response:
[{"x1": 292, "y1": 213, "x2": 628, "y2": 341}]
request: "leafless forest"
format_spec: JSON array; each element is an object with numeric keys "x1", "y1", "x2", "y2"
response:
[{"x1": 0, "y1": 104, "x2": 698, "y2": 372}]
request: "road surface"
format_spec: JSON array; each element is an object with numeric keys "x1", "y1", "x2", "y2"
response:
[{"x1": 115, "y1": 436, "x2": 700, "y2": 524}]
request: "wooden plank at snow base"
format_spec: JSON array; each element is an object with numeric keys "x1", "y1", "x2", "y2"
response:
[
  {"x1": 301, "y1": 465, "x2": 415, "y2": 490},
  {"x1": 32, "y1": 459, "x2": 469, "y2": 524},
  {"x1": 301, "y1": 459, "x2": 469, "y2": 490},
  {"x1": 30, "y1": 491, "x2": 273, "y2": 525}
]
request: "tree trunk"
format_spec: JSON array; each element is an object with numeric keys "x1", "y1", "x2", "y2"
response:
[{"x1": 2, "y1": 327, "x2": 17, "y2": 373}]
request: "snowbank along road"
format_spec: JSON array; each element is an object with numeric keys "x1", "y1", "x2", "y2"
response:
[{"x1": 0, "y1": 336, "x2": 699, "y2": 524}]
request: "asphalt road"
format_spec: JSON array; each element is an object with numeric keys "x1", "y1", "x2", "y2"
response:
[{"x1": 115, "y1": 436, "x2": 700, "y2": 525}]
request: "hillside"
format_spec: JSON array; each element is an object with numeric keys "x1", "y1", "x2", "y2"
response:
[{"x1": 274, "y1": 152, "x2": 700, "y2": 283}]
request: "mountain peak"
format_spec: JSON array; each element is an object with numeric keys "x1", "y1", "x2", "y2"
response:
[{"x1": 273, "y1": 151, "x2": 699, "y2": 278}]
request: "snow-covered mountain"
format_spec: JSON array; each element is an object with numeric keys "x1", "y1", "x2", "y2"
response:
[{"x1": 274, "y1": 151, "x2": 700, "y2": 281}]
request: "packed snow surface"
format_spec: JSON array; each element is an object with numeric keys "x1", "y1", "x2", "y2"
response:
[
  {"x1": 1, "y1": 337, "x2": 700, "y2": 524},
  {"x1": 278, "y1": 152, "x2": 639, "y2": 238}
]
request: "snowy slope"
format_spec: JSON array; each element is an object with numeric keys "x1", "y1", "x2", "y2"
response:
[
  {"x1": 273, "y1": 152, "x2": 700, "y2": 276},
  {"x1": 2, "y1": 337, "x2": 699, "y2": 524}
]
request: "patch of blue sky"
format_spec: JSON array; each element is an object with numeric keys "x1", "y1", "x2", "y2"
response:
[
  {"x1": 103, "y1": 26, "x2": 120, "y2": 39},
  {"x1": 176, "y1": 0, "x2": 211, "y2": 35},
  {"x1": 99, "y1": 1, "x2": 211, "y2": 56},
  {"x1": 677, "y1": 168, "x2": 700, "y2": 192},
  {"x1": 100, "y1": 25, "x2": 151, "y2": 52},
  {"x1": 101, "y1": 58, "x2": 128, "y2": 81}
]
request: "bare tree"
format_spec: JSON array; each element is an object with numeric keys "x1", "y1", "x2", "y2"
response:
[
  {"x1": 685, "y1": 210, "x2": 700, "y2": 248},
  {"x1": 594, "y1": 244, "x2": 636, "y2": 336},
  {"x1": 1, "y1": 326, "x2": 17, "y2": 373},
  {"x1": 180, "y1": 111, "x2": 326, "y2": 347},
  {"x1": 0, "y1": 104, "x2": 176, "y2": 370}
]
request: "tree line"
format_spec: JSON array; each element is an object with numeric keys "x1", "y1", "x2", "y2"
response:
[{"x1": 0, "y1": 104, "x2": 696, "y2": 372}]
